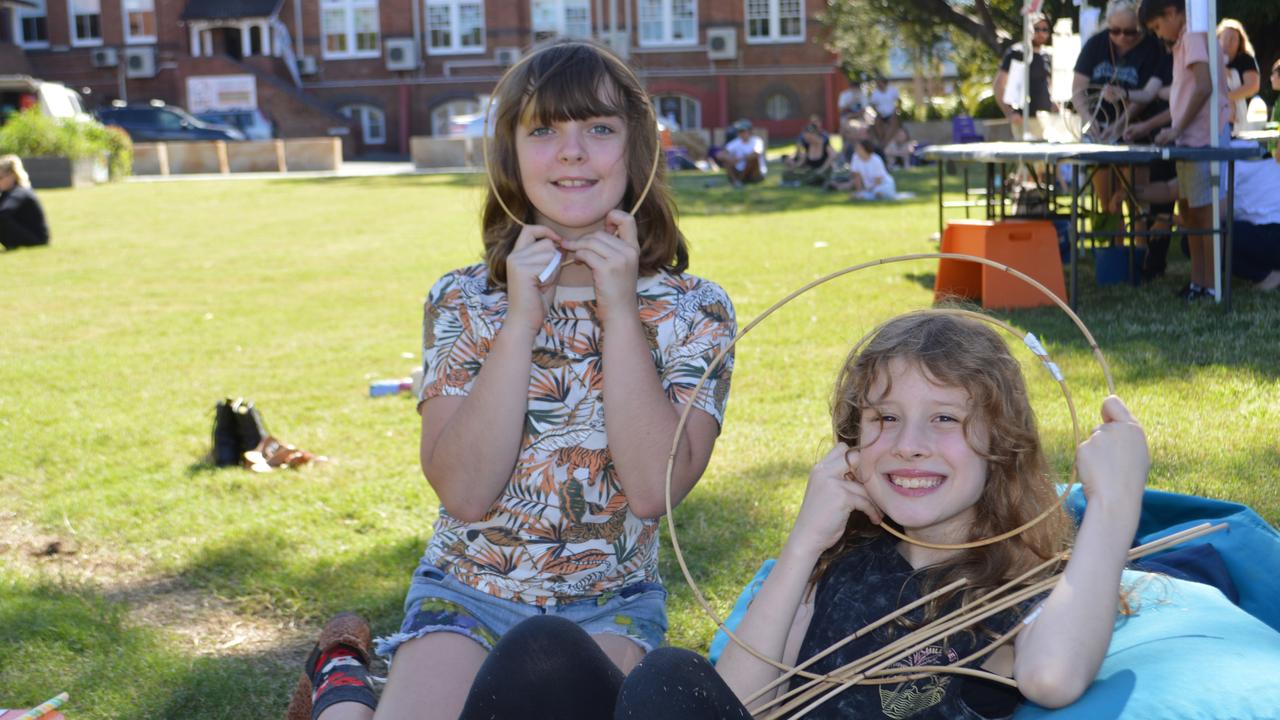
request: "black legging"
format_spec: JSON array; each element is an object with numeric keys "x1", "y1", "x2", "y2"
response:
[
  {"x1": 616, "y1": 648, "x2": 754, "y2": 720},
  {"x1": 459, "y1": 615, "x2": 623, "y2": 720},
  {"x1": 459, "y1": 616, "x2": 753, "y2": 720}
]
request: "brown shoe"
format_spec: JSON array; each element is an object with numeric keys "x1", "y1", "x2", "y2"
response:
[{"x1": 285, "y1": 612, "x2": 373, "y2": 720}]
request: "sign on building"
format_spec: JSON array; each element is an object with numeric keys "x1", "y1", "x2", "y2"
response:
[{"x1": 187, "y1": 75, "x2": 258, "y2": 113}]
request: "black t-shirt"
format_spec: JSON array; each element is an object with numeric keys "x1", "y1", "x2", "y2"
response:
[
  {"x1": 1227, "y1": 52, "x2": 1260, "y2": 83},
  {"x1": 793, "y1": 535, "x2": 1029, "y2": 720},
  {"x1": 1000, "y1": 46, "x2": 1054, "y2": 113},
  {"x1": 1073, "y1": 31, "x2": 1165, "y2": 124}
]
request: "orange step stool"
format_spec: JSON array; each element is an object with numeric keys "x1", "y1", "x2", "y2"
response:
[{"x1": 934, "y1": 219, "x2": 1067, "y2": 309}]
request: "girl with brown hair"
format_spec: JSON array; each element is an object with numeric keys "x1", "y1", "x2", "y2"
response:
[{"x1": 286, "y1": 40, "x2": 736, "y2": 720}]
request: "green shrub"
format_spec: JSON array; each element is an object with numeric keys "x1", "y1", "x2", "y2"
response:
[{"x1": 0, "y1": 108, "x2": 132, "y2": 179}]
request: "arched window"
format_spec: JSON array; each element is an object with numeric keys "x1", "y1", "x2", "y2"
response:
[
  {"x1": 431, "y1": 98, "x2": 482, "y2": 135},
  {"x1": 764, "y1": 92, "x2": 793, "y2": 121},
  {"x1": 651, "y1": 94, "x2": 700, "y2": 130},
  {"x1": 340, "y1": 104, "x2": 386, "y2": 145}
]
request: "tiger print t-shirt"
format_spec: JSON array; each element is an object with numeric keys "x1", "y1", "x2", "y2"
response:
[{"x1": 417, "y1": 264, "x2": 736, "y2": 605}]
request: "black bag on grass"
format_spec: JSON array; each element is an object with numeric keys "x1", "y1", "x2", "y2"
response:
[{"x1": 212, "y1": 398, "x2": 268, "y2": 466}]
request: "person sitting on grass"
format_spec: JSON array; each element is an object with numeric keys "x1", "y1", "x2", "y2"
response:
[
  {"x1": 882, "y1": 126, "x2": 917, "y2": 169},
  {"x1": 716, "y1": 120, "x2": 767, "y2": 188},
  {"x1": 0, "y1": 155, "x2": 50, "y2": 252},
  {"x1": 830, "y1": 140, "x2": 896, "y2": 201},
  {"x1": 284, "y1": 40, "x2": 736, "y2": 720},
  {"x1": 781, "y1": 123, "x2": 835, "y2": 187}
]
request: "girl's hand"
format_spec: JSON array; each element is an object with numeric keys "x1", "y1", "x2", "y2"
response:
[
  {"x1": 561, "y1": 209, "x2": 640, "y2": 323},
  {"x1": 505, "y1": 224, "x2": 563, "y2": 333},
  {"x1": 1076, "y1": 395, "x2": 1149, "y2": 512},
  {"x1": 788, "y1": 444, "x2": 883, "y2": 559}
]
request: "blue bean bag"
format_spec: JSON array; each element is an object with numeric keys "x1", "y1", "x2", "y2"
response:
[{"x1": 709, "y1": 489, "x2": 1280, "y2": 718}]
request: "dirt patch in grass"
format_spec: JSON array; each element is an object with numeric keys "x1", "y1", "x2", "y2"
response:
[{"x1": 0, "y1": 511, "x2": 314, "y2": 668}]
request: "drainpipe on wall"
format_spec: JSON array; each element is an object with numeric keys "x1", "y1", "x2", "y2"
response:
[
  {"x1": 293, "y1": 0, "x2": 303, "y2": 57},
  {"x1": 400, "y1": 83, "x2": 410, "y2": 155}
]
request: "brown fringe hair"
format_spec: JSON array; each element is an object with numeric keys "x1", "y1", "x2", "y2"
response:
[
  {"x1": 812, "y1": 310, "x2": 1074, "y2": 624},
  {"x1": 480, "y1": 40, "x2": 688, "y2": 288}
]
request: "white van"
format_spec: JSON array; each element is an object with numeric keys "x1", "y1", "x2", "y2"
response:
[{"x1": 0, "y1": 75, "x2": 90, "y2": 124}]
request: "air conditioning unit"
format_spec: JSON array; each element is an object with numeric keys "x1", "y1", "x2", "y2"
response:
[
  {"x1": 91, "y1": 47, "x2": 118, "y2": 68},
  {"x1": 385, "y1": 38, "x2": 418, "y2": 71},
  {"x1": 297, "y1": 55, "x2": 318, "y2": 75},
  {"x1": 599, "y1": 31, "x2": 630, "y2": 60},
  {"x1": 494, "y1": 46, "x2": 521, "y2": 67},
  {"x1": 706, "y1": 27, "x2": 737, "y2": 61},
  {"x1": 124, "y1": 46, "x2": 156, "y2": 78}
]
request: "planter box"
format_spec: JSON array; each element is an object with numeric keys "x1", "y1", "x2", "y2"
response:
[
  {"x1": 22, "y1": 156, "x2": 99, "y2": 189},
  {"x1": 167, "y1": 141, "x2": 230, "y2": 174},
  {"x1": 227, "y1": 140, "x2": 287, "y2": 173},
  {"x1": 283, "y1": 137, "x2": 342, "y2": 171},
  {"x1": 411, "y1": 136, "x2": 484, "y2": 169}
]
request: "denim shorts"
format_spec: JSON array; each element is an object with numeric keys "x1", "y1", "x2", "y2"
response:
[{"x1": 373, "y1": 562, "x2": 668, "y2": 663}]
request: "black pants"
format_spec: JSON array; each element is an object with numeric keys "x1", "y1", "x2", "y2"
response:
[
  {"x1": 459, "y1": 615, "x2": 623, "y2": 720},
  {"x1": 459, "y1": 616, "x2": 752, "y2": 720},
  {"x1": 1231, "y1": 221, "x2": 1280, "y2": 283}
]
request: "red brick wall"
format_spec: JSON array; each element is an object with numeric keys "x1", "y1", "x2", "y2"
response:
[{"x1": 15, "y1": 0, "x2": 839, "y2": 156}]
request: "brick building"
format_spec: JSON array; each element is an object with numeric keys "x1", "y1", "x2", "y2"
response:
[{"x1": 2, "y1": 0, "x2": 839, "y2": 156}]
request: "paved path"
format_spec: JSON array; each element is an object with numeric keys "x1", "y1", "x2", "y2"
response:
[{"x1": 126, "y1": 161, "x2": 480, "y2": 182}]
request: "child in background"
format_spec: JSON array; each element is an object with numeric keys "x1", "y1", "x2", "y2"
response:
[
  {"x1": 837, "y1": 140, "x2": 897, "y2": 200},
  {"x1": 285, "y1": 40, "x2": 736, "y2": 720},
  {"x1": 1141, "y1": 0, "x2": 1233, "y2": 301},
  {"x1": 612, "y1": 311, "x2": 1150, "y2": 718},
  {"x1": 883, "y1": 127, "x2": 917, "y2": 169}
]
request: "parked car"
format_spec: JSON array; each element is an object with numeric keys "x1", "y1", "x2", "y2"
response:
[
  {"x1": 194, "y1": 108, "x2": 276, "y2": 141},
  {"x1": 443, "y1": 110, "x2": 494, "y2": 138},
  {"x1": 95, "y1": 102, "x2": 246, "y2": 142},
  {"x1": 0, "y1": 75, "x2": 90, "y2": 125}
]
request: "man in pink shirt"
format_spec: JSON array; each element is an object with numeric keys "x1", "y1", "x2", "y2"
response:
[{"x1": 1141, "y1": 0, "x2": 1231, "y2": 301}]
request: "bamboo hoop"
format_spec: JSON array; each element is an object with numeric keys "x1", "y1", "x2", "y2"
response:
[
  {"x1": 663, "y1": 253, "x2": 1116, "y2": 690},
  {"x1": 479, "y1": 43, "x2": 663, "y2": 227},
  {"x1": 1074, "y1": 85, "x2": 1132, "y2": 144}
]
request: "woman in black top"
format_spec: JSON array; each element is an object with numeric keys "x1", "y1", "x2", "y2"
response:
[
  {"x1": 0, "y1": 155, "x2": 50, "y2": 251},
  {"x1": 1070, "y1": 0, "x2": 1165, "y2": 214},
  {"x1": 1217, "y1": 18, "x2": 1260, "y2": 126},
  {"x1": 1071, "y1": 0, "x2": 1165, "y2": 141}
]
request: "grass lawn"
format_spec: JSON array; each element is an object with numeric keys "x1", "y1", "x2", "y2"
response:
[{"x1": 2, "y1": 166, "x2": 1277, "y2": 717}]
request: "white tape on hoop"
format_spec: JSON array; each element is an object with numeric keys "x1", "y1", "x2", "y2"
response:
[
  {"x1": 537, "y1": 251, "x2": 562, "y2": 284},
  {"x1": 1024, "y1": 331, "x2": 1064, "y2": 381}
]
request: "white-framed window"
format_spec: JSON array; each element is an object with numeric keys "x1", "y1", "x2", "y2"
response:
[
  {"x1": 638, "y1": 0, "x2": 696, "y2": 47},
  {"x1": 430, "y1": 98, "x2": 481, "y2": 135},
  {"x1": 122, "y1": 0, "x2": 156, "y2": 44},
  {"x1": 12, "y1": 0, "x2": 49, "y2": 48},
  {"x1": 745, "y1": 0, "x2": 803, "y2": 44},
  {"x1": 69, "y1": 0, "x2": 103, "y2": 46},
  {"x1": 425, "y1": 0, "x2": 484, "y2": 55},
  {"x1": 321, "y1": 0, "x2": 380, "y2": 59},
  {"x1": 340, "y1": 104, "x2": 387, "y2": 145},
  {"x1": 652, "y1": 94, "x2": 700, "y2": 129},
  {"x1": 532, "y1": 0, "x2": 590, "y2": 41}
]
